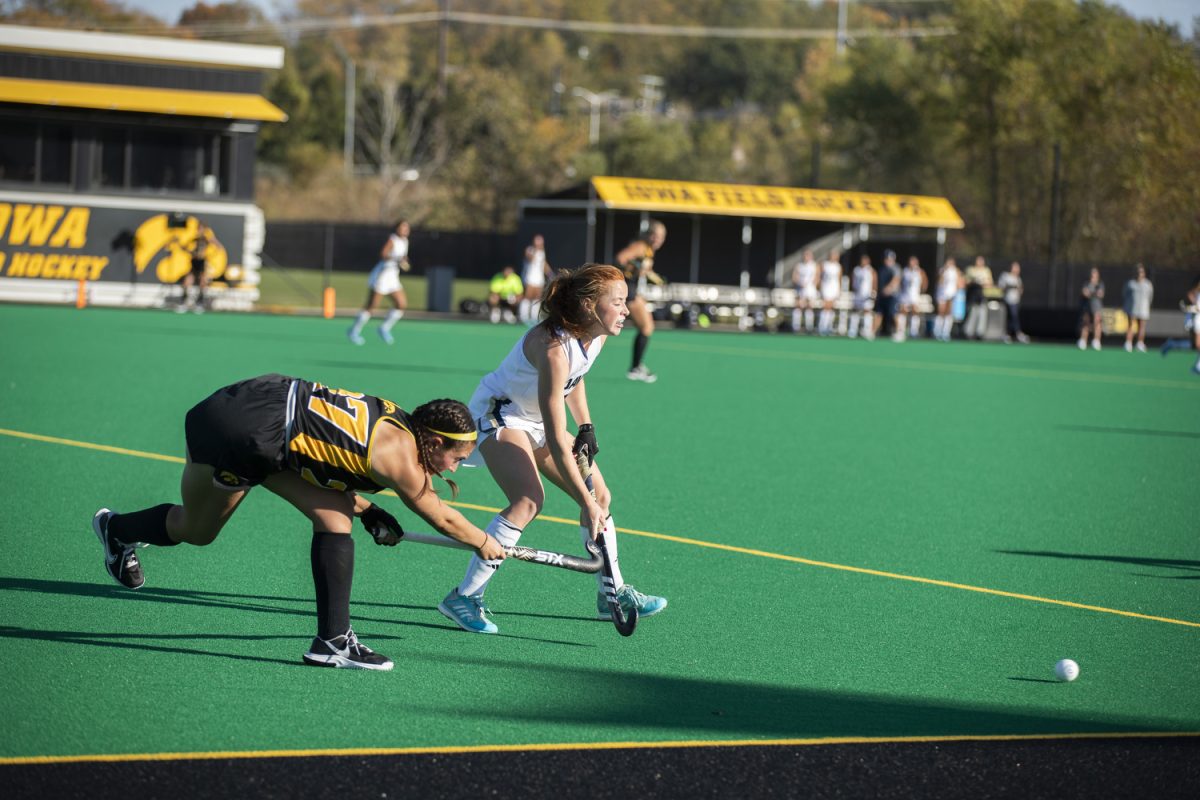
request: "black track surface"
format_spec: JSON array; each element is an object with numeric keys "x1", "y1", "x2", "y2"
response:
[{"x1": 8, "y1": 737, "x2": 1200, "y2": 799}]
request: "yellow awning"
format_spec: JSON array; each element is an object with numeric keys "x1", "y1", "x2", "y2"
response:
[
  {"x1": 0, "y1": 77, "x2": 287, "y2": 122},
  {"x1": 591, "y1": 176, "x2": 964, "y2": 229}
]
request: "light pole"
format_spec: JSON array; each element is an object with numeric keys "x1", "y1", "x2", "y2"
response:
[
  {"x1": 572, "y1": 86, "x2": 618, "y2": 146},
  {"x1": 331, "y1": 40, "x2": 356, "y2": 177}
]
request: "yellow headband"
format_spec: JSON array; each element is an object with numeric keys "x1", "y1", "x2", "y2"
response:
[{"x1": 429, "y1": 427, "x2": 477, "y2": 442}]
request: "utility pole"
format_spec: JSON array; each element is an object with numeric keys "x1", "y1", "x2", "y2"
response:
[
  {"x1": 836, "y1": 0, "x2": 848, "y2": 54},
  {"x1": 1049, "y1": 142, "x2": 1062, "y2": 305},
  {"x1": 437, "y1": 0, "x2": 449, "y2": 100},
  {"x1": 331, "y1": 40, "x2": 355, "y2": 178}
]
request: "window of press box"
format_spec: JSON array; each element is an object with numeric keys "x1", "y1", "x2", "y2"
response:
[
  {"x1": 0, "y1": 121, "x2": 37, "y2": 183},
  {"x1": 0, "y1": 119, "x2": 71, "y2": 185},
  {"x1": 201, "y1": 133, "x2": 232, "y2": 196},
  {"x1": 95, "y1": 128, "x2": 129, "y2": 188},
  {"x1": 130, "y1": 128, "x2": 200, "y2": 192}
]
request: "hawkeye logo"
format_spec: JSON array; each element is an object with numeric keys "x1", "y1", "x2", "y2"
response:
[
  {"x1": 133, "y1": 214, "x2": 228, "y2": 284},
  {"x1": 382, "y1": 400, "x2": 397, "y2": 415},
  {"x1": 0, "y1": 203, "x2": 108, "y2": 279}
]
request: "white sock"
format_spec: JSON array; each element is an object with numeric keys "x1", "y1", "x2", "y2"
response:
[
  {"x1": 457, "y1": 515, "x2": 522, "y2": 597},
  {"x1": 848, "y1": 312, "x2": 860, "y2": 337},
  {"x1": 820, "y1": 309, "x2": 833, "y2": 333},
  {"x1": 792, "y1": 309, "x2": 801, "y2": 330},
  {"x1": 910, "y1": 315, "x2": 920, "y2": 337},
  {"x1": 896, "y1": 313, "x2": 907, "y2": 336},
  {"x1": 582, "y1": 516, "x2": 625, "y2": 590},
  {"x1": 348, "y1": 310, "x2": 370, "y2": 336},
  {"x1": 381, "y1": 309, "x2": 403, "y2": 332},
  {"x1": 528, "y1": 300, "x2": 541, "y2": 322},
  {"x1": 518, "y1": 299, "x2": 531, "y2": 322},
  {"x1": 863, "y1": 313, "x2": 874, "y2": 337},
  {"x1": 804, "y1": 309, "x2": 814, "y2": 330}
]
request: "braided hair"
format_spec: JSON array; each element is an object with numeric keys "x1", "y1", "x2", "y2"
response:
[
  {"x1": 409, "y1": 398, "x2": 475, "y2": 499},
  {"x1": 540, "y1": 262, "x2": 625, "y2": 340}
]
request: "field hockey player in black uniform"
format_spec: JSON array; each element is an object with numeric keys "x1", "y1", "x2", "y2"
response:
[
  {"x1": 616, "y1": 219, "x2": 666, "y2": 383},
  {"x1": 90, "y1": 374, "x2": 505, "y2": 671}
]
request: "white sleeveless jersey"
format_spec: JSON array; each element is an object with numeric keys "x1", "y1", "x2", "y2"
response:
[
  {"x1": 794, "y1": 260, "x2": 818, "y2": 289},
  {"x1": 852, "y1": 266, "x2": 874, "y2": 299},
  {"x1": 383, "y1": 234, "x2": 408, "y2": 267},
  {"x1": 901, "y1": 267, "x2": 923, "y2": 300},
  {"x1": 523, "y1": 249, "x2": 547, "y2": 287},
  {"x1": 473, "y1": 328, "x2": 604, "y2": 424},
  {"x1": 938, "y1": 267, "x2": 959, "y2": 299}
]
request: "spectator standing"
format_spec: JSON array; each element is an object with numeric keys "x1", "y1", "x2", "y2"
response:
[
  {"x1": 347, "y1": 220, "x2": 410, "y2": 345},
  {"x1": 997, "y1": 261, "x2": 1030, "y2": 344},
  {"x1": 519, "y1": 234, "x2": 553, "y2": 324},
  {"x1": 791, "y1": 250, "x2": 819, "y2": 333},
  {"x1": 178, "y1": 224, "x2": 211, "y2": 314},
  {"x1": 1077, "y1": 268, "x2": 1105, "y2": 350},
  {"x1": 1122, "y1": 264, "x2": 1153, "y2": 352},
  {"x1": 874, "y1": 250, "x2": 901, "y2": 340},
  {"x1": 933, "y1": 258, "x2": 961, "y2": 341},
  {"x1": 848, "y1": 254, "x2": 875, "y2": 339},
  {"x1": 963, "y1": 255, "x2": 994, "y2": 340},
  {"x1": 488, "y1": 265, "x2": 524, "y2": 324}
]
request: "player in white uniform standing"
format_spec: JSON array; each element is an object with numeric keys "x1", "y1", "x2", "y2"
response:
[
  {"x1": 348, "y1": 220, "x2": 410, "y2": 345},
  {"x1": 437, "y1": 263, "x2": 667, "y2": 634},
  {"x1": 933, "y1": 257, "x2": 961, "y2": 342},
  {"x1": 896, "y1": 256, "x2": 929, "y2": 341},
  {"x1": 848, "y1": 254, "x2": 876, "y2": 339},
  {"x1": 519, "y1": 234, "x2": 553, "y2": 325},
  {"x1": 818, "y1": 249, "x2": 843, "y2": 336},
  {"x1": 791, "y1": 250, "x2": 819, "y2": 333}
]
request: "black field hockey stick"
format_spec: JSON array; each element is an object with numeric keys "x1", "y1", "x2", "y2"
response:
[
  {"x1": 576, "y1": 448, "x2": 637, "y2": 637},
  {"x1": 399, "y1": 532, "x2": 603, "y2": 574}
]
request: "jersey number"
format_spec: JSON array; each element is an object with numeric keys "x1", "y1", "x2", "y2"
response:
[{"x1": 307, "y1": 386, "x2": 369, "y2": 446}]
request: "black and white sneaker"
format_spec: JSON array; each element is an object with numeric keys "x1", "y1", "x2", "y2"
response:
[
  {"x1": 303, "y1": 629, "x2": 394, "y2": 671},
  {"x1": 93, "y1": 508, "x2": 145, "y2": 590}
]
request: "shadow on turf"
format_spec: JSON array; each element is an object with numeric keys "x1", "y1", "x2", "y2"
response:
[
  {"x1": 396, "y1": 654, "x2": 1174, "y2": 738},
  {"x1": 996, "y1": 551, "x2": 1200, "y2": 579},
  {"x1": 1056, "y1": 424, "x2": 1200, "y2": 440},
  {"x1": 0, "y1": 577, "x2": 594, "y2": 649}
]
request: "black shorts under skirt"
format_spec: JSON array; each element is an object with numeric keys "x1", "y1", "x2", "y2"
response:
[{"x1": 184, "y1": 374, "x2": 292, "y2": 487}]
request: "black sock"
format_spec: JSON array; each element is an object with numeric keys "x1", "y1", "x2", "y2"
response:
[
  {"x1": 632, "y1": 332, "x2": 648, "y2": 369},
  {"x1": 109, "y1": 504, "x2": 178, "y2": 547},
  {"x1": 311, "y1": 532, "x2": 354, "y2": 640}
]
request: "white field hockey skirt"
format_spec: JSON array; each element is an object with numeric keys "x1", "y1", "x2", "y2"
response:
[
  {"x1": 462, "y1": 390, "x2": 547, "y2": 467},
  {"x1": 368, "y1": 261, "x2": 403, "y2": 295}
]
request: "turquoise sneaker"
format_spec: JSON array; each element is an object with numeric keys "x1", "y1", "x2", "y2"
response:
[
  {"x1": 438, "y1": 588, "x2": 498, "y2": 634},
  {"x1": 597, "y1": 585, "x2": 667, "y2": 620}
]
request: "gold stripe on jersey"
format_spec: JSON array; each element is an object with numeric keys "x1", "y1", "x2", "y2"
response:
[{"x1": 289, "y1": 432, "x2": 370, "y2": 483}]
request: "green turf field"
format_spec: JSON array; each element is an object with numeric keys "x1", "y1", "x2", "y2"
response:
[{"x1": 1, "y1": 303, "x2": 1197, "y2": 763}]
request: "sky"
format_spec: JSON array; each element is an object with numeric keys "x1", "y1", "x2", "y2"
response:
[{"x1": 122, "y1": 0, "x2": 1195, "y2": 38}]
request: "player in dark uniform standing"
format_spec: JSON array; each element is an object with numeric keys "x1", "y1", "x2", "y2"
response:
[
  {"x1": 615, "y1": 220, "x2": 666, "y2": 383},
  {"x1": 90, "y1": 374, "x2": 505, "y2": 670},
  {"x1": 178, "y1": 225, "x2": 211, "y2": 313}
]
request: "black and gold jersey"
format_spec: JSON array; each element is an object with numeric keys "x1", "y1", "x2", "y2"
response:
[
  {"x1": 286, "y1": 380, "x2": 415, "y2": 493},
  {"x1": 622, "y1": 241, "x2": 654, "y2": 279}
]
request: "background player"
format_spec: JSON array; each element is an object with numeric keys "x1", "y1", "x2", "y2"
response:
[
  {"x1": 519, "y1": 234, "x2": 553, "y2": 324},
  {"x1": 437, "y1": 263, "x2": 667, "y2": 634},
  {"x1": 348, "y1": 220, "x2": 411, "y2": 345},
  {"x1": 616, "y1": 220, "x2": 667, "y2": 382},
  {"x1": 897, "y1": 255, "x2": 928, "y2": 340},
  {"x1": 91, "y1": 374, "x2": 503, "y2": 670},
  {"x1": 817, "y1": 249, "x2": 843, "y2": 336},
  {"x1": 933, "y1": 257, "x2": 962, "y2": 342},
  {"x1": 791, "y1": 249, "x2": 819, "y2": 334},
  {"x1": 848, "y1": 253, "x2": 875, "y2": 339}
]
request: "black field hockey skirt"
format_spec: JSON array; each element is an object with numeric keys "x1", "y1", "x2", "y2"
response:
[{"x1": 184, "y1": 373, "x2": 294, "y2": 488}]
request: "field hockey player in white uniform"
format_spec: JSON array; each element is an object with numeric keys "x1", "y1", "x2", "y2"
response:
[
  {"x1": 791, "y1": 250, "x2": 819, "y2": 333},
  {"x1": 848, "y1": 254, "x2": 876, "y2": 339},
  {"x1": 438, "y1": 263, "x2": 668, "y2": 634},
  {"x1": 933, "y1": 258, "x2": 961, "y2": 342},
  {"x1": 818, "y1": 249, "x2": 843, "y2": 336},
  {"x1": 897, "y1": 256, "x2": 928, "y2": 340},
  {"x1": 519, "y1": 234, "x2": 553, "y2": 324},
  {"x1": 348, "y1": 220, "x2": 411, "y2": 345}
]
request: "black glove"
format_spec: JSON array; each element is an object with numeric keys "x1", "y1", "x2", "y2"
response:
[
  {"x1": 361, "y1": 503, "x2": 404, "y2": 546},
  {"x1": 572, "y1": 423, "x2": 599, "y2": 466}
]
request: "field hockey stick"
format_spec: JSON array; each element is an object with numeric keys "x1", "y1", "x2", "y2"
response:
[
  {"x1": 576, "y1": 448, "x2": 637, "y2": 637},
  {"x1": 399, "y1": 532, "x2": 603, "y2": 574}
]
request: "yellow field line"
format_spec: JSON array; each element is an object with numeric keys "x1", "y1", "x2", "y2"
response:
[
  {"x1": 659, "y1": 340, "x2": 1200, "y2": 390},
  {"x1": 3, "y1": 730, "x2": 1198, "y2": 765},
  {"x1": 5, "y1": 426, "x2": 1198, "y2": 629}
]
